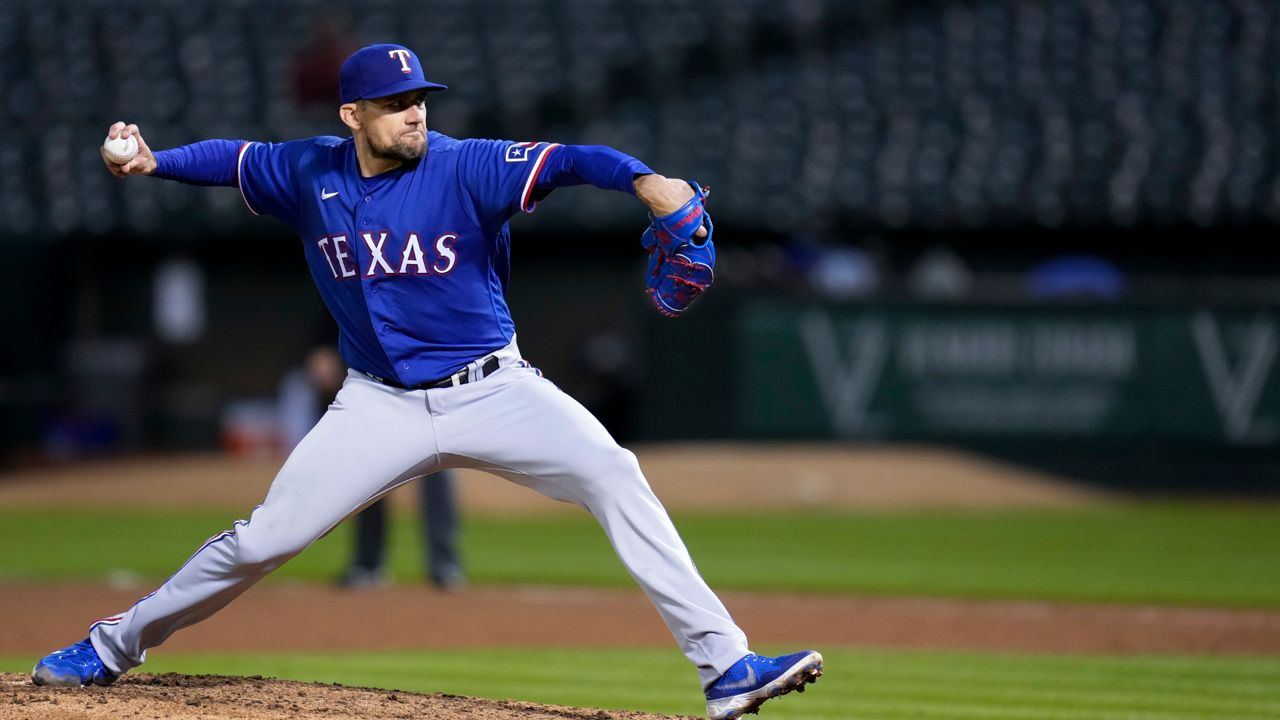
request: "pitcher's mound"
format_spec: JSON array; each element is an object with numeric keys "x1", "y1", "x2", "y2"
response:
[{"x1": 0, "y1": 673, "x2": 693, "y2": 720}]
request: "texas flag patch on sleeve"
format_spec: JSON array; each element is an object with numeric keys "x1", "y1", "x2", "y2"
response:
[{"x1": 504, "y1": 142, "x2": 538, "y2": 163}]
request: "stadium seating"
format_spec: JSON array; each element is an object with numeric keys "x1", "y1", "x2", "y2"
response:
[{"x1": 1, "y1": 0, "x2": 1276, "y2": 236}]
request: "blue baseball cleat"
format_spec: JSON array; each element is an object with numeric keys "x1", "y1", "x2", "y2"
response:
[
  {"x1": 705, "y1": 650, "x2": 823, "y2": 719},
  {"x1": 31, "y1": 638, "x2": 118, "y2": 687}
]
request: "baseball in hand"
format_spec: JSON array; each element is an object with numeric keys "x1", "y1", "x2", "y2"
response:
[{"x1": 102, "y1": 134, "x2": 139, "y2": 164}]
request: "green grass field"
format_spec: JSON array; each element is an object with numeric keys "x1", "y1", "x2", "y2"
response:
[
  {"x1": 1, "y1": 503, "x2": 1278, "y2": 606},
  {"x1": 3, "y1": 502, "x2": 1279, "y2": 718},
  {"x1": 4, "y1": 648, "x2": 1279, "y2": 719}
]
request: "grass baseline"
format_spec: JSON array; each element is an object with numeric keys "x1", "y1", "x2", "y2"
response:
[{"x1": 1, "y1": 504, "x2": 1278, "y2": 607}]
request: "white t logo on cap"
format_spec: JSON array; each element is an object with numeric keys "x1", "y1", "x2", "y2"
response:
[{"x1": 388, "y1": 49, "x2": 413, "y2": 73}]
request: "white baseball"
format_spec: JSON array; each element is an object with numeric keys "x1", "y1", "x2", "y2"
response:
[{"x1": 102, "y1": 134, "x2": 139, "y2": 164}]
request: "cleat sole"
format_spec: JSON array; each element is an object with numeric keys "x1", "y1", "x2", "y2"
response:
[
  {"x1": 32, "y1": 665, "x2": 86, "y2": 687},
  {"x1": 32, "y1": 664, "x2": 117, "y2": 688}
]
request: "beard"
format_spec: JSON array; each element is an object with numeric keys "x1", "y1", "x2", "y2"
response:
[{"x1": 370, "y1": 131, "x2": 427, "y2": 164}]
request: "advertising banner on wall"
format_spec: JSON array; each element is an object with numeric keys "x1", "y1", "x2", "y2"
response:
[{"x1": 738, "y1": 303, "x2": 1280, "y2": 446}]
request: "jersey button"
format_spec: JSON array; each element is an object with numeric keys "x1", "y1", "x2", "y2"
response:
[
  {"x1": 364, "y1": 196, "x2": 372, "y2": 203},
  {"x1": 402, "y1": 363, "x2": 410, "y2": 371},
  {"x1": 381, "y1": 324, "x2": 389, "y2": 334},
  {"x1": 371, "y1": 285, "x2": 379, "y2": 293}
]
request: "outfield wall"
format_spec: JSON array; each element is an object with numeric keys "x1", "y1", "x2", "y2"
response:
[{"x1": 641, "y1": 298, "x2": 1280, "y2": 490}]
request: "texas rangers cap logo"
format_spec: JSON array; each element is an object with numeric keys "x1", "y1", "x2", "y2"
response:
[{"x1": 388, "y1": 48, "x2": 414, "y2": 74}]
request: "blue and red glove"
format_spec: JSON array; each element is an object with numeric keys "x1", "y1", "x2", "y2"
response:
[{"x1": 642, "y1": 182, "x2": 716, "y2": 318}]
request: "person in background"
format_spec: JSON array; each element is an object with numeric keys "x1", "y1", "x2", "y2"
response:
[{"x1": 278, "y1": 343, "x2": 464, "y2": 591}]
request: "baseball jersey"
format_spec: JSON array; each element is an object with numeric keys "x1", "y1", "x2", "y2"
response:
[{"x1": 237, "y1": 134, "x2": 559, "y2": 385}]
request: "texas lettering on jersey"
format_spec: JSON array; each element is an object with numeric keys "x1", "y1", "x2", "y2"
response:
[{"x1": 316, "y1": 231, "x2": 458, "y2": 280}]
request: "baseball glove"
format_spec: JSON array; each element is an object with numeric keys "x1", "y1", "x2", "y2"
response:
[{"x1": 642, "y1": 181, "x2": 716, "y2": 318}]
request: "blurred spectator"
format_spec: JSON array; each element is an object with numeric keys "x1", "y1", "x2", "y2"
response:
[
  {"x1": 786, "y1": 235, "x2": 881, "y2": 300},
  {"x1": 907, "y1": 245, "x2": 974, "y2": 300},
  {"x1": 811, "y1": 247, "x2": 880, "y2": 300},
  {"x1": 277, "y1": 345, "x2": 345, "y2": 448},
  {"x1": 1027, "y1": 254, "x2": 1127, "y2": 300},
  {"x1": 278, "y1": 343, "x2": 465, "y2": 591}
]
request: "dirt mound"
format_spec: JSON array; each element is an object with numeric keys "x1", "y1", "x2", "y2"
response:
[{"x1": 0, "y1": 673, "x2": 691, "y2": 720}]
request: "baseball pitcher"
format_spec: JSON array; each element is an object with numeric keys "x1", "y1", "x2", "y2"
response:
[{"x1": 34, "y1": 44, "x2": 821, "y2": 720}]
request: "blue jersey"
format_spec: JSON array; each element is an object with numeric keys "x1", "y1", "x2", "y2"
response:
[{"x1": 235, "y1": 133, "x2": 562, "y2": 385}]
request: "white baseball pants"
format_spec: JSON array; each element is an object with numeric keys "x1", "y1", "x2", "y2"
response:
[{"x1": 89, "y1": 338, "x2": 750, "y2": 688}]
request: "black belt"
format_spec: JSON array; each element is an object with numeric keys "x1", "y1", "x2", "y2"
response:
[{"x1": 364, "y1": 355, "x2": 501, "y2": 390}]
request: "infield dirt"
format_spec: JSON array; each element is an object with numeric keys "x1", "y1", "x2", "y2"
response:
[
  {"x1": 4, "y1": 584, "x2": 1279, "y2": 659},
  {"x1": 0, "y1": 443, "x2": 1113, "y2": 513}
]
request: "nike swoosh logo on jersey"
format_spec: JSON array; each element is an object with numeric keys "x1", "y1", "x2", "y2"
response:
[
  {"x1": 321, "y1": 189, "x2": 339, "y2": 200},
  {"x1": 716, "y1": 664, "x2": 757, "y2": 692}
]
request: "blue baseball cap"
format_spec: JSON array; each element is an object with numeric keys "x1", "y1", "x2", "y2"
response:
[{"x1": 339, "y1": 44, "x2": 447, "y2": 103}]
